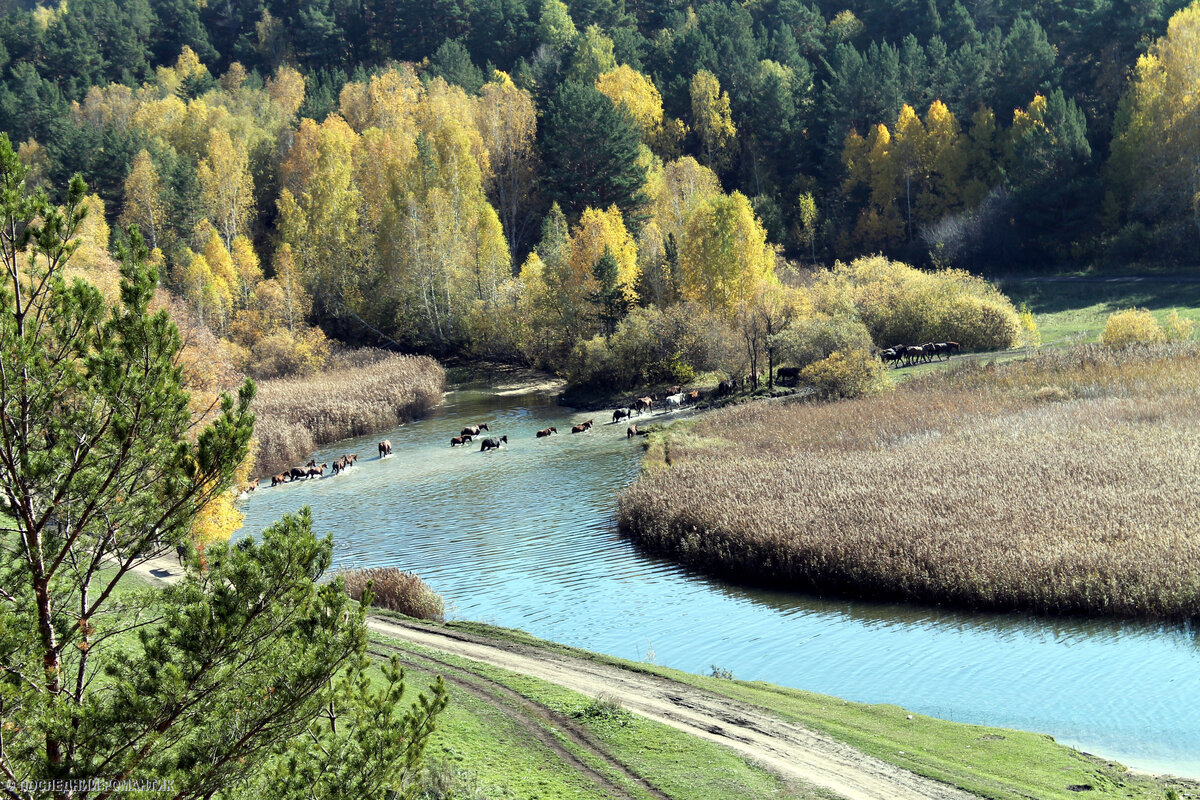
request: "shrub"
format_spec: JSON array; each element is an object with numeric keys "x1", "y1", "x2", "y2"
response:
[
  {"x1": 798, "y1": 348, "x2": 885, "y2": 398},
  {"x1": 1164, "y1": 309, "x2": 1195, "y2": 342},
  {"x1": 566, "y1": 302, "x2": 739, "y2": 391},
  {"x1": 814, "y1": 255, "x2": 1022, "y2": 350},
  {"x1": 1100, "y1": 308, "x2": 1165, "y2": 348},
  {"x1": 772, "y1": 313, "x2": 872, "y2": 369},
  {"x1": 249, "y1": 327, "x2": 332, "y2": 379},
  {"x1": 340, "y1": 567, "x2": 445, "y2": 621}
]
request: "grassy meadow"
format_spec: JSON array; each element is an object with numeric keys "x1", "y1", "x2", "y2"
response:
[
  {"x1": 252, "y1": 351, "x2": 444, "y2": 478},
  {"x1": 620, "y1": 343, "x2": 1200, "y2": 618}
]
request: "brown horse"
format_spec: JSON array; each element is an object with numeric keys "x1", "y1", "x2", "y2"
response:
[
  {"x1": 288, "y1": 467, "x2": 307, "y2": 481},
  {"x1": 536, "y1": 427, "x2": 557, "y2": 437},
  {"x1": 378, "y1": 440, "x2": 392, "y2": 457},
  {"x1": 346, "y1": 453, "x2": 358, "y2": 465},
  {"x1": 271, "y1": 472, "x2": 289, "y2": 487},
  {"x1": 687, "y1": 390, "x2": 700, "y2": 401},
  {"x1": 632, "y1": 397, "x2": 652, "y2": 415},
  {"x1": 305, "y1": 463, "x2": 326, "y2": 479},
  {"x1": 305, "y1": 459, "x2": 317, "y2": 468},
  {"x1": 245, "y1": 478, "x2": 259, "y2": 492},
  {"x1": 479, "y1": 435, "x2": 507, "y2": 451},
  {"x1": 571, "y1": 419, "x2": 594, "y2": 433},
  {"x1": 450, "y1": 435, "x2": 471, "y2": 447},
  {"x1": 626, "y1": 424, "x2": 637, "y2": 439}
]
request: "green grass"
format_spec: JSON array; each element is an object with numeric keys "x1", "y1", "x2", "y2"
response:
[
  {"x1": 999, "y1": 271, "x2": 1200, "y2": 344},
  {"x1": 367, "y1": 628, "x2": 816, "y2": 800},
  {"x1": 433, "y1": 618, "x2": 1196, "y2": 800}
]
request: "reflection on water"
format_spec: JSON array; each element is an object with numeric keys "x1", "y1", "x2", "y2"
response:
[{"x1": 240, "y1": 387, "x2": 1200, "y2": 778}]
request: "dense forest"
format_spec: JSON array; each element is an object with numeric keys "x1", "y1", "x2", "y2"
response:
[{"x1": 0, "y1": 0, "x2": 1193, "y2": 374}]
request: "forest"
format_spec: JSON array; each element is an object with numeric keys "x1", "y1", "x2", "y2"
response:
[{"x1": 0, "y1": 0, "x2": 1193, "y2": 376}]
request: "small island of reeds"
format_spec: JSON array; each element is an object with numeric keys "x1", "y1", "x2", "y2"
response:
[{"x1": 619, "y1": 344, "x2": 1200, "y2": 618}]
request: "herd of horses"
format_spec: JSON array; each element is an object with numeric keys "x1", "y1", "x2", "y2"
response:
[
  {"x1": 269, "y1": 453, "x2": 360, "y2": 486},
  {"x1": 879, "y1": 341, "x2": 960, "y2": 367}
]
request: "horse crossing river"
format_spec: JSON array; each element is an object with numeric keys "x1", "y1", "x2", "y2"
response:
[{"x1": 239, "y1": 382, "x2": 1200, "y2": 779}]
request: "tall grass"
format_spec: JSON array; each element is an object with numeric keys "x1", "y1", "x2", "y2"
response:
[
  {"x1": 619, "y1": 344, "x2": 1200, "y2": 618},
  {"x1": 340, "y1": 567, "x2": 445, "y2": 621},
  {"x1": 252, "y1": 351, "x2": 444, "y2": 478}
]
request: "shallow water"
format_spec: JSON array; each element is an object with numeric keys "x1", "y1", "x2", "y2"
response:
[{"x1": 240, "y1": 385, "x2": 1200, "y2": 779}]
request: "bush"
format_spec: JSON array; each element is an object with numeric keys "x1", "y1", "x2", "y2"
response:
[
  {"x1": 248, "y1": 327, "x2": 332, "y2": 379},
  {"x1": 340, "y1": 567, "x2": 445, "y2": 621},
  {"x1": 798, "y1": 348, "x2": 885, "y2": 398},
  {"x1": 1100, "y1": 309, "x2": 1165, "y2": 349},
  {"x1": 815, "y1": 255, "x2": 1022, "y2": 351},
  {"x1": 566, "y1": 303, "x2": 740, "y2": 391},
  {"x1": 772, "y1": 313, "x2": 873, "y2": 370}
]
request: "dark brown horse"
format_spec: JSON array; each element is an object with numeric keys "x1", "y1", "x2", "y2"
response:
[
  {"x1": 632, "y1": 397, "x2": 652, "y2": 415},
  {"x1": 536, "y1": 427, "x2": 557, "y2": 437},
  {"x1": 479, "y1": 435, "x2": 508, "y2": 451},
  {"x1": 288, "y1": 467, "x2": 307, "y2": 481},
  {"x1": 378, "y1": 440, "x2": 392, "y2": 457},
  {"x1": 450, "y1": 435, "x2": 471, "y2": 447},
  {"x1": 571, "y1": 419, "x2": 594, "y2": 433},
  {"x1": 613, "y1": 408, "x2": 632, "y2": 423},
  {"x1": 626, "y1": 424, "x2": 637, "y2": 439}
]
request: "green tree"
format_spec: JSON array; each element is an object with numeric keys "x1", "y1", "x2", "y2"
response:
[
  {"x1": 589, "y1": 245, "x2": 629, "y2": 337},
  {"x1": 0, "y1": 137, "x2": 447, "y2": 799},
  {"x1": 540, "y1": 80, "x2": 648, "y2": 225}
]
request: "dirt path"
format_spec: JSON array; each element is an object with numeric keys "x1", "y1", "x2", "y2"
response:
[
  {"x1": 367, "y1": 617, "x2": 976, "y2": 800},
  {"x1": 127, "y1": 557, "x2": 974, "y2": 799}
]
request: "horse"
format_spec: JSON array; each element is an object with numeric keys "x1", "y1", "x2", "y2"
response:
[
  {"x1": 479, "y1": 435, "x2": 507, "y2": 451},
  {"x1": 905, "y1": 345, "x2": 926, "y2": 366},
  {"x1": 664, "y1": 393, "x2": 684, "y2": 409},
  {"x1": 271, "y1": 472, "x2": 289, "y2": 487},
  {"x1": 717, "y1": 380, "x2": 732, "y2": 396},
  {"x1": 613, "y1": 408, "x2": 631, "y2": 423},
  {"x1": 450, "y1": 435, "x2": 470, "y2": 447},
  {"x1": 880, "y1": 348, "x2": 902, "y2": 367},
  {"x1": 288, "y1": 467, "x2": 307, "y2": 481},
  {"x1": 332, "y1": 457, "x2": 345, "y2": 475},
  {"x1": 461, "y1": 423, "x2": 490, "y2": 437},
  {"x1": 176, "y1": 543, "x2": 188, "y2": 565},
  {"x1": 777, "y1": 366, "x2": 800, "y2": 384},
  {"x1": 945, "y1": 341, "x2": 960, "y2": 358},
  {"x1": 627, "y1": 424, "x2": 637, "y2": 439},
  {"x1": 305, "y1": 463, "x2": 326, "y2": 479},
  {"x1": 687, "y1": 390, "x2": 700, "y2": 401},
  {"x1": 571, "y1": 419, "x2": 594, "y2": 433},
  {"x1": 633, "y1": 397, "x2": 652, "y2": 415},
  {"x1": 305, "y1": 459, "x2": 317, "y2": 468},
  {"x1": 378, "y1": 440, "x2": 392, "y2": 457},
  {"x1": 346, "y1": 453, "x2": 358, "y2": 466},
  {"x1": 536, "y1": 427, "x2": 557, "y2": 437},
  {"x1": 245, "y1": 478, "x2": 259, "y2": 492}
]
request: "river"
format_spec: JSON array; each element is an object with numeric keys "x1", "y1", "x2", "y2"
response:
[{"x1": 239, "y1": 381, "x2": 1200, "y2": 779}]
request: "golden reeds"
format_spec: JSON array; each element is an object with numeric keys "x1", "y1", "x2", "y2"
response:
[
  {"x1": 339, "y1": 567, "x2": 445, "y2": 621},
  {"x1": 252, "y1": 351, "x2": 444, "y2": 478},
  {"x1": 619, "y1": 344, "x2": 1200, "y2": 618}
]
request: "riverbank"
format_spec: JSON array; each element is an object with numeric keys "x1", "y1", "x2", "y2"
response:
[
  {"x1": 251, "y1": 350, "x2": 444, "y2": 479},
  {"x1": 619, "y1": 343, "x2": 1200, "y2": 619},
  {"x1": 123, "y1": 557, "x2": 1197, "y2": 799}
]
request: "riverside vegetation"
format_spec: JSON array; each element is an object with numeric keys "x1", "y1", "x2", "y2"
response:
[
  {"x1": 619, "y1": 343, "x2": 1200, "y2": 618},
  {"x1": 252, "y1": 351, "x2": 445, "y2": 478}
]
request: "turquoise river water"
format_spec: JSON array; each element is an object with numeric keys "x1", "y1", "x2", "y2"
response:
[{"x1": 239, "y1": 382, "x2": 1200, "y2": 779}]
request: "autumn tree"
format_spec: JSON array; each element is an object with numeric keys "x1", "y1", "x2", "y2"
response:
[
  {"x1": 477, "y1": 71, "x2": 539, "y2": 263},
  {"x1": 678, "y1": 190, "x2": 775, "y2": 313},
  {"x1": 120, "y1": 149, "x2": 166, "y2": 251},
  {"x1": 197, "y1": 127, "x2": 254, "y2": 249},
  {"x1": 1110, "y1": 1, "x2": 1200, "y2": 245},
  {"x1": 690, "y1": 70, "x2": 737, "y2": 173}
]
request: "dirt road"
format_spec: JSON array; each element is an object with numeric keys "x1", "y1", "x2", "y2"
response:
[
  {"x1": 129, "y1": 555, "x2": 974, "y2": 800},
  {"x1": 368, "y1": 616, "x2": 975, "y2": 800}
]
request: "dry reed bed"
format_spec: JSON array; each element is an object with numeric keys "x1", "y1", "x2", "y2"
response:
[
  {"x1": 252, "y1": 352, "x2": 444, "y2": 478},
  {"x1": 619, "y1": 344, "x2": 1200, "y2": 618}
]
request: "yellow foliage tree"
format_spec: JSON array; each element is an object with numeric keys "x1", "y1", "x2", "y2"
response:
[
  {"x1": 690, "y1": 70, "x2": 737, "y2": 172},
  {"x1": 197, "y1": 127, "x2": 254, "y2": 249},
  {"x1": 596, "y1": 65, "x2": 665, "y2": 146},
  {"x1": 678, "y1": 191, "x2": 775, "y2": 313},
  {"x1": 121, "y1": 150, "x2": 165, "y2": 250}
]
